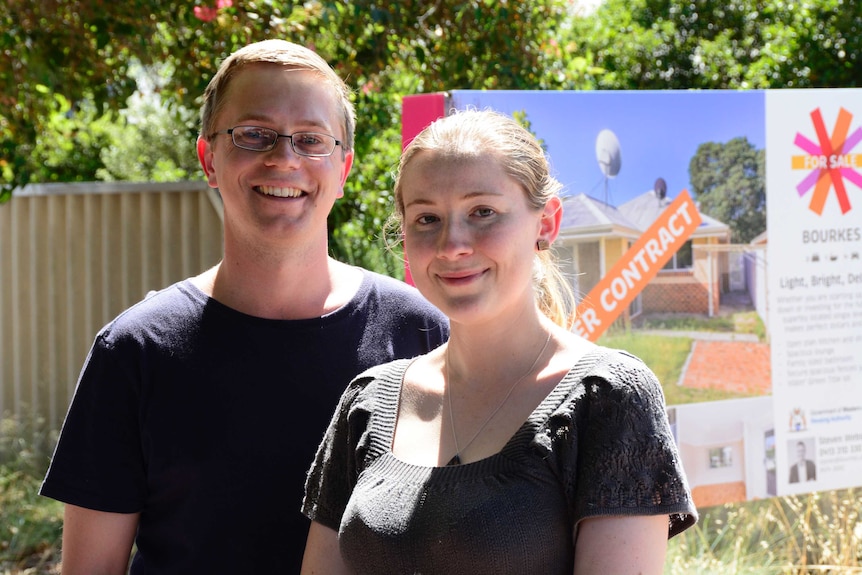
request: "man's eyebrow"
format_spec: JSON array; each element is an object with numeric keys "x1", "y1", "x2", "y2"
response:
[
  {"x1": 231, "y1": 114, "x2": 333, "y2": 132},
  {"x1": 231, "y1": 113, "x2": 272, "y2": 125}
]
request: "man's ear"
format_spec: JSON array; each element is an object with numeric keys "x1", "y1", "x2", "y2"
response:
[
  {"x1": 197, "y1": 137, "x2": 218, "y2": 188},
  {"x1": 337, "y1": 150, "x2": 354, "y2": 198}
]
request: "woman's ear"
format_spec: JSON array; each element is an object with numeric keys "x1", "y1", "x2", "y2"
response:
[{"x1": 538, "y1": 196, "x2": 563, "y2": 246}]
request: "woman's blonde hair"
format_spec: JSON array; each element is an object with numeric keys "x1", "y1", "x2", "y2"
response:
[{"x1": 391, "y1": 109, "x2": 576, "y2": 328}]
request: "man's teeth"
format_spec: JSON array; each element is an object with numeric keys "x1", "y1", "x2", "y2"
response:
[{"x1": 258, "y1": 186, "x2": 302, "y2": 197}]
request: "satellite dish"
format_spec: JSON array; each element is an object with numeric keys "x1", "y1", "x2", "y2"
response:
[
  {"x1": 655, "y1": 177, "x2": 667, "y2": 200},
  {"x1": 595, "y1": 129, "x2": 621, "y2": 178}
]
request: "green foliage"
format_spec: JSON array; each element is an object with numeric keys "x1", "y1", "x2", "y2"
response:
[
  {"x1": 0, "y1": 414, "x2": 56, "y2": 477},
  {"x1": 568, "y1": 0, "x2": 862, "y2": 90},
  {"x1": 689, "y1": 137, "x2": 766, "y2": 243},
  {"x1": 29, "y1": 95, "x2": 114, "y2": 184},
  {"x1": 22, "y1": 86, "x2": 200, "y2": 186},
  {"x1": 97, "y1": 94, "x2": 200, "y2": 183},
  {"x1": 0, "y1": 414, "x2": 61, "y2": 571},
  {"x1": 0, "y1": 0, "x2": 172, "y2": 194},
  {"x1": 328, "y1": 86, "x2": 405, "y2": 276},
  {"x1": 302, "y1": 1, "x2": 577, "y2": 94},
  {"x1": 0, "y1": 468, "x2": 63, "y2": 571}
]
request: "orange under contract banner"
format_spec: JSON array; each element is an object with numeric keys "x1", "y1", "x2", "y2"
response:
[{"x1": 573, "y1": 189, "x2": 703, "y2": 341}]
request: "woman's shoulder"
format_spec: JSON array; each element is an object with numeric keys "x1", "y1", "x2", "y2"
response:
[
  {"x1": 352, "y1": 357, "x2": 413, "y2": 386},
  {"x1": 578, "y1": 345, "x2": 659, "y2": 390},
  {"x1": 544, "y1": 344, "x2": 665, "y2": 421},
  {"x1": 341, "y1": 358, "x2": 414, "y2": 410}
]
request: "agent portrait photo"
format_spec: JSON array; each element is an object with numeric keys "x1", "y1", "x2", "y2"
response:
[{"x1": 788, "y1": 439, "x2": 817, "y2": 483}]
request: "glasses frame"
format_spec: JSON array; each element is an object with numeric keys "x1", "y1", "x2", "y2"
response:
[{"x1": 210, "y1": 126, "x2": 343, "y2": 157}]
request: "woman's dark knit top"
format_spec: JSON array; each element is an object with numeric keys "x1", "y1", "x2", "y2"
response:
[{"x1": 303, "y1": 347, "x2": 697, "y2": 574}]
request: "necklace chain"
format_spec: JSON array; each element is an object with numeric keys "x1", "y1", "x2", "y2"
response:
[{"x1": 445, "y1": 331, "x2": 553, "y2": 465}]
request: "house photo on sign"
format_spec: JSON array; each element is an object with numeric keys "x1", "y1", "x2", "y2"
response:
[{"x1": 403, "y1": 88, "x2": 862, "y2": 508}]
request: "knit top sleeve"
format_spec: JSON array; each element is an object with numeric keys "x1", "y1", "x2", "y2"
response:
[{"x1": 536, "y1": 349, "x2": 696, "y2": 536}]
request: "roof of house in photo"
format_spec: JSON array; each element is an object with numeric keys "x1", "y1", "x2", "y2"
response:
[
  {"x1": 558, "y1": 193, "x2": 641, "y2": 241},
  {"x1": 559, "y1": 189, "x2": 731, "y2": 241}
]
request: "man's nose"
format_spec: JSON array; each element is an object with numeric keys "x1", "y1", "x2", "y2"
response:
[{"x1": 264, "y1": 137, "x2": 302, "y2": 166}]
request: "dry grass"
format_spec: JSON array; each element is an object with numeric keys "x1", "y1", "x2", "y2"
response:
[{"x1": 667, "y1": 488, "x2": 862, "y2": 574}]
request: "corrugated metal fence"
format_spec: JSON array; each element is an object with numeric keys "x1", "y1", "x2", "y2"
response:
[{"x1": 0, "y1": 181, "x2": 223, "y2": 438}]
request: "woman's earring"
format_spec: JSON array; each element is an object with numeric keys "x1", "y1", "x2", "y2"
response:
[{"x1": 536, "y1": 239, "x2": 550, "y2": 251}]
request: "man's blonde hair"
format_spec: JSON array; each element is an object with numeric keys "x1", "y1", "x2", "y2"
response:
[{"x1": 199, "y1": 39, "x2": 355, "y2": 151}]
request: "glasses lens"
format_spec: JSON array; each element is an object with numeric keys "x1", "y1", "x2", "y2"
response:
[
  {"x1": 232, "y1": 127, "x2": 278, "y2": 151},
  {"x1": 292, "y1": 132, "x2": 335, "y2": 156}
]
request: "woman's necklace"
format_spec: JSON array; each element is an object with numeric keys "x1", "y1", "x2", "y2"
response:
[{"x1": 444, "y1": 331, "x2": 553, "y2": 466}]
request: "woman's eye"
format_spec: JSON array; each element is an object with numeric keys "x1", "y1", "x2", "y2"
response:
[
  {"x1": 474, "y1": 207, "x2": 496, "y2": 217},
  {"x1": 416, "y1": 215, "x2": 439, "y2": 225}
]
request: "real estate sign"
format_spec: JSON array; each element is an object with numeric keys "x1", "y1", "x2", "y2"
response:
[
  {"x1": 402, "y1": 88, "x2": 862, "y2": 508},
  {"x1": 765, "y1": 90, "x2": 862, "y2": 496}
]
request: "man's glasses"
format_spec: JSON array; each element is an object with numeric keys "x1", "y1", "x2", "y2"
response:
[{"x1": 210, "y1": 126, "x2": 343, "y2": 157}]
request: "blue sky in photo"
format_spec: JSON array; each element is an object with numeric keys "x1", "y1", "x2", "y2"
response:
[{"x1": 450, "y1": 90, "x2": 767, "y2": 208}]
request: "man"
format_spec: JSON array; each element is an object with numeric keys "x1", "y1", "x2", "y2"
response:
[
  {"x1": 788, "y1": 440, "x2": 817, "y2": 483},
  {"x1": 40, "y1": 39, "x2": 448, "y2": 574}
]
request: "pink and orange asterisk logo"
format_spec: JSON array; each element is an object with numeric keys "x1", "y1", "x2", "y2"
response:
[{"x1": 792, "y1": 107, "x2": 862, "y2": 215}]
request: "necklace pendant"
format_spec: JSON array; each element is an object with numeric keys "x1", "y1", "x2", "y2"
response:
[{"x1": 447, "y1": 454, "x2": 461, "y2": 466}]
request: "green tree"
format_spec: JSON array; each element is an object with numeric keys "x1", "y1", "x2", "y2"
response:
[
  {"x1": 29, "y1": 95, "x2": 115, "y2": 183},
  {"x1": 568, "y1": 0, "x2": 862, "y2": 89},
  {"x1": 96, "y1": 95, "x2": 200, "y2": 183},
  {"x1": 0, "y1": 0, "x2": 176, "y2": 199},
  {"x1": 688, "y1": 137, "x2": 765, "y2": 243}
]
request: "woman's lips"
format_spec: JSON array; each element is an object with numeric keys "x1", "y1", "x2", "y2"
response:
[{"x1": 438, "y1": 269, "x2": 486, "y2": 286}]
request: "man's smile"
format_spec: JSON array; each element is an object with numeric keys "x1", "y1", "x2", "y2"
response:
[{"x1": 255, "y1": 185, "x2": 304, "y2": 198}]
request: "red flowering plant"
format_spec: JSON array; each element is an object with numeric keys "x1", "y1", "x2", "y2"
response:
[{"x1": 194, "y1": 0, "x2": 233, "y2": 22}]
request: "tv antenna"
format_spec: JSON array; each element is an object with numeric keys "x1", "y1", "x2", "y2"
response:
[
  {"x1": 654, "y1": 177, "x2": 667, "y2": 201},
  {"x1": 595, "y1": 129, "x2": 621, "y2": 204}
]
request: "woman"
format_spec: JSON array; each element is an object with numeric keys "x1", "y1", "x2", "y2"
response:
[{"x1": 301, "y1": 109, "x2": 697, "y2": 574}]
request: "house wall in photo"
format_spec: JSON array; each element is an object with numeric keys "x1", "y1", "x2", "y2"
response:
[
  {"x1": 643, "y1": 236, "x2": 725, "y2": 315},
  {"x1": 576, "y1": 241, "x2": 601, "y2": 297}
]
